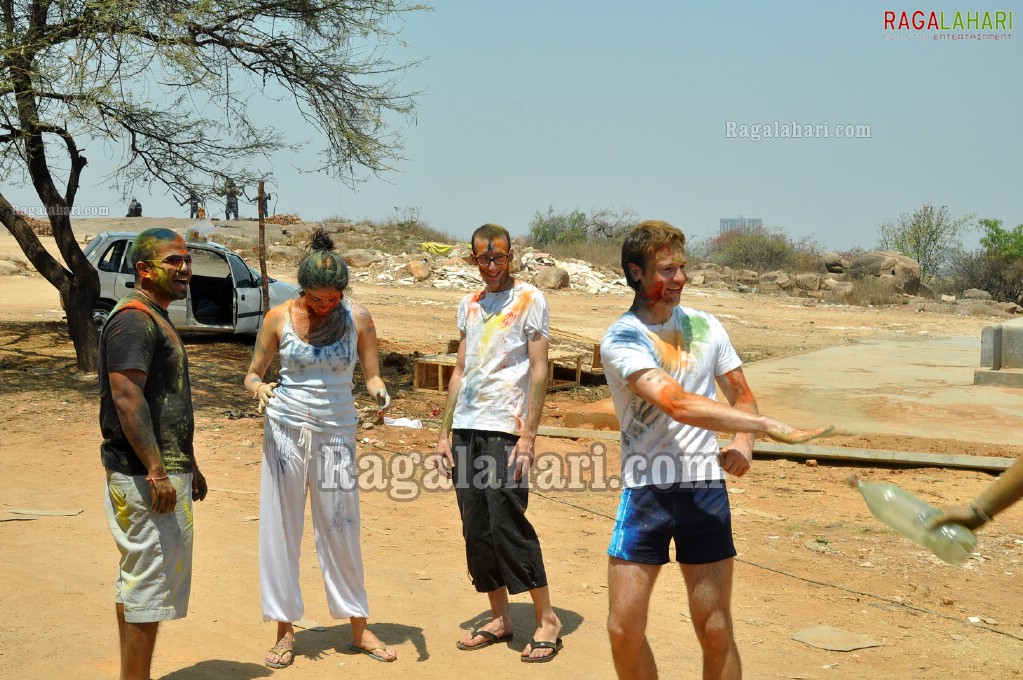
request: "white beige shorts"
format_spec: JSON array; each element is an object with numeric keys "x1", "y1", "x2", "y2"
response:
[{"x1": 104, "y1": 471, "x2": 194, "y2": 623}]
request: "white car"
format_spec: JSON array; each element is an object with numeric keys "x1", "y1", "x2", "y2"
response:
[{"x1": 83, "y1": 231, "x2": 300, "y2": 333}]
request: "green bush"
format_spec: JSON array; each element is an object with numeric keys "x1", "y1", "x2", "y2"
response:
[{"x1": 528, "y1": 207, "x2": 589, "y2": 246}]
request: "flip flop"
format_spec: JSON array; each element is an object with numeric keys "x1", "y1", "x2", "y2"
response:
[
  {"x1": 347, "y1": 642, "x2": 397, "y2": 662},
  {"x1": 455, "y1": 628, "x2": 514, "y2": 651},
  {"x1": 265, "y1": 638, "x2": 295, "y2": 669},
  {"x1": 521, "y1": 637, "x2": 563, "y2": 663}
]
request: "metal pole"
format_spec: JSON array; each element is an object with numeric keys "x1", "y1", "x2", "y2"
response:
[{"x1": 258, "y1": 180, "x2": 269, "y2": 314}]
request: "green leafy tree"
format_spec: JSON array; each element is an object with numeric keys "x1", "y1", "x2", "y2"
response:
[
  {"x1": 945, "y1": 218, "x2": 1023, "y2": 304},
  {"x1": 877, "y1": 204, "x2": 974, "y2": 281},
  {"x1": 0, "y1": 0, "x2": 424, "y2": 370},
  {"x1": 979, "y1": 218, "x2": 1023, "y2": 260}
]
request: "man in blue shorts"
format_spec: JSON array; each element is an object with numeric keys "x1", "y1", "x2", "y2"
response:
[
  {"x1": 600, "y1": 220, "x2": 830, "y2": 680},
  {"x1": 99, "y1": 228, "x2": 208, "y2": 680}
]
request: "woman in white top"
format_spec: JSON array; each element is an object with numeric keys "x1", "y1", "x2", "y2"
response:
[{"x1": 244, "y1": 228, "x2": 396, "y2": 668}]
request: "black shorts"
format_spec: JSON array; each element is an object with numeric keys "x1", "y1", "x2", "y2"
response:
[{"x1": 452, "y1": 429, "x2": 547, "y2": 594}]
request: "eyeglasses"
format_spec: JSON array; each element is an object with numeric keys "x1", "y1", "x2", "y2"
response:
[
  {"x1": 475, "y1": 254, "x2": 509, "y2": 267},
  {"x1": 154, "y1": 255, "x2": 192, "y2": 270}
]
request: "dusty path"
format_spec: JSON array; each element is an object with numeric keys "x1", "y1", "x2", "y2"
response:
[{"x1": 2, "y1": 224, "x2": 1022, "y2": 679}]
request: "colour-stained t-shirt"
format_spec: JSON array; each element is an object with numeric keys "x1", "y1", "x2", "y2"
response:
[
  {"x1": 452, "y1": 281, "x2": 548, "y2": 436},
  {"x1": 600, "y1": 306, "x2": 741, "y2": 488},
  {"x1": 99, "y1": 293, "x2": 195, "y2": 475}
]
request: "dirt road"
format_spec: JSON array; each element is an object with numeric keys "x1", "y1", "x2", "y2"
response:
[{"x1": 2, "y1": 225, "x2": 1022, "y2": 679}]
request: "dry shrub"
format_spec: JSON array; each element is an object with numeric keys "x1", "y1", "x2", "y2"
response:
[{"x1": 845, "y1": 276, "x2": 904, "y2": 307}]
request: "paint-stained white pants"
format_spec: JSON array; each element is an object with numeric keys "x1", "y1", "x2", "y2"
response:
[{"x1": 260, "y1": 418, "x2": 369, "y2": 622}]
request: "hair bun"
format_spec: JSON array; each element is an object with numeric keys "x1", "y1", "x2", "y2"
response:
[{"x1": 308, "y1": 227, "x2": 335, "y2": 253}]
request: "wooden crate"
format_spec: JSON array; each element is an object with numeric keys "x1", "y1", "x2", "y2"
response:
[
  {"x1": 413, "y1": 350, "x2": 585, "y2": 393},
  {"x1": 413, "y1": 353, "x2": 458, "y2": 393}
]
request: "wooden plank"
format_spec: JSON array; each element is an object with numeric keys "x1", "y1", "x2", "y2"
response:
[
  {"x1": 537, "y1": 425, "x2": 621, "y2": 441},
  {"x1": 748, "y1": 442, "x2": 1014, "y2": 472},
  {"x1": 532, "y1": 427, "x2": 1014, "y2": 472}
]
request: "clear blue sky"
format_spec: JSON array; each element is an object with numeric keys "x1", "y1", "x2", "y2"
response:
[{"x1": 9, "y1": 1, "x2": 1022, "y2": 252}]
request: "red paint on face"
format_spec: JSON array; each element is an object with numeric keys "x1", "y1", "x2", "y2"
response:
[
  {"x1": 635, "y1": 246, "x2": 686, "y2": 310},
  {"x1": 302, "y1": 288, "x2": 343, "y2": 316}
]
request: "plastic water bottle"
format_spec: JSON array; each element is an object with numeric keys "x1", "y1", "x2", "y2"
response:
[{"x1": 849, "y1": 476, "x2": 977, "y2": 565}]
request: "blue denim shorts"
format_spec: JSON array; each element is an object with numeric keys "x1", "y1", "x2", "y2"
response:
[{"x1": 607, "y1": 483, "x2": 736, "y2": 565}]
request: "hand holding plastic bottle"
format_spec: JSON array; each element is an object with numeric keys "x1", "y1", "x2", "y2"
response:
[{"x1": 850, "y1": 476, "x2": 977, "y2": 565}]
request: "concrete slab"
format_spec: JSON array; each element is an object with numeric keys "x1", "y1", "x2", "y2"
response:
[{"x1": 741, "y1": 335, "x2": 1023, "y2": 446}]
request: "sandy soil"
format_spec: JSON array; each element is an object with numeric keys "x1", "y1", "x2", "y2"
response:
[{"x1": 2, "y1": 221, "x2": 1022, "y2": 679}]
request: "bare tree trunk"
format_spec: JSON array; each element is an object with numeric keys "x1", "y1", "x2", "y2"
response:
[{"x1": 0, "y1": 194, "x2": 99, "y2": 371}]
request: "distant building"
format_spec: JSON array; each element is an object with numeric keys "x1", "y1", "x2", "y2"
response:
[{"x1": 719, "y1": 216, "x2": 762, "y2": 234}]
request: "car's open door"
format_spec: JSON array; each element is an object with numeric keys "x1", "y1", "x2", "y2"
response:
[{"x1": 228, "y1": 253, "x2": 262, "y2": 334}]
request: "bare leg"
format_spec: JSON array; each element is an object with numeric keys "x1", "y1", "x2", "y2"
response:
[
  {"x1": 457, "y1": 587, "x2": 513, "y2": 648},
  {"x1": 116, "y1": 603, "x2": 159, "y2": 680},
  {"x1": 521, "y1": 585, "x2": 563, "y2": 660},
  {"x1": 350, "y1": 617, "x2": 397, "y2": 661},
  {"x1": 679, "y1": 559, "x2": 741, "y2": 680},
  {"x1": 607, "y1": 557, "x2": 660, "y2": 680},
  {"x1": 265, "y1": 621, "x2": 295, "y2": 667}
]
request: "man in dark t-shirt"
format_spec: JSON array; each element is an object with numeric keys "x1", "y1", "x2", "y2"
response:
[{"x1": 99, "y1": 227, "x2": 207, "y2": 680}]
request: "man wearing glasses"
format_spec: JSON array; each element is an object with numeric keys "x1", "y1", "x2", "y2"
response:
[
  {"x1": 98, "y1": 228, "x2": 208, "y2": 680},
  {"x1": 433, "y1": 223, "x2": 563, "y2": 663}
]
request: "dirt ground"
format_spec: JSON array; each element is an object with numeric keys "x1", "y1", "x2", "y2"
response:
[{"x1": 2, "y1": 223, "x2": 1022, "y2": 679}]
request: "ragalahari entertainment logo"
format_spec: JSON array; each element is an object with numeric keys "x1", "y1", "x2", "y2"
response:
[{"x1": 883, "y1": 10, "x2": 1013, "y2": 41}]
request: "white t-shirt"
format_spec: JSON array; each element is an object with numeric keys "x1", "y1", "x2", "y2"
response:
[
  {"x1": 451, "y1": 281, "x2": 549, "y2": 436},
  {"x1": 600, "y1": 306, "x2": 742, "y2": 488}
]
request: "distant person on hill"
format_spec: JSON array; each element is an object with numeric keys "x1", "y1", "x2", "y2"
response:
[
  {"x1": 126, "y1": 197, "x2": 142, "y2": 217},
  {"x1": 246, "y1": 190, "x2": 273, "y2": 217},
  {"x1": 177, "y1": 191, "x2": 201, "y2": 219},
  {"x1": 600, "y1": 219, "x2": 831, "y2": 680},
  {"x1": 217, "y1": 179, "x2": 241, "y2": 220}
]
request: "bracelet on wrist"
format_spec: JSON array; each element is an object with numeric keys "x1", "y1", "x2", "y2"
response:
[
  {"x1": 145, "y1": 474, "x2": 169, "y2": 484},
  {"x1": 970, "y1": 502, "x2": 993, "y2": 524}
]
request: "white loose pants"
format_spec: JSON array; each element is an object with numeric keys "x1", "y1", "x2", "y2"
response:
[{"x1": 259, "y1": 418, "x2": 369, "y2": 622}]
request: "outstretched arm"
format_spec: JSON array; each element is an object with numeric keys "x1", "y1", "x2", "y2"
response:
[
  {"x1": 627, "y1": 367, "x2": 831, "y2": 444},
  {"x1": 927, "y1": 456, "x2": 1023, "y2": 530}
]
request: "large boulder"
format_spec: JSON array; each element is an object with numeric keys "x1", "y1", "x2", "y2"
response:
[
  {"x1": 793, "y1": 273, "x2": 822, "y2": 292},
  {"x1": 344, "y1": 249, "x2": 385, "y2": 268},
  {"x1": 962, "y1": 288, "x2": 992, "y2": 301},
  {"x1": 823, "y1": 251, "x2": 849, "y2": 274},
  {"x1": 533, "y1": 266, "x2": 570, "y2": 290},
  {"x1": 757, "y1": 270, "x2": 791, "y2": 294},
  {"x1": 849, "y1": 251, "x2": 921, "y2": 295},
  {"x1": 405, "y1": 258, "x2": 431, "y2": 281}
]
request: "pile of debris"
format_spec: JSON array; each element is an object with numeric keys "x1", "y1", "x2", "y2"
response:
[
  {"x1": 15, "y1": 211, "x2": 51, "y2": 236},
  {"x1": 343, "y1": 245, "x2": 630, "y2": 294},
  {"x1": 265, "y1": 214, "x2": 303, "y2": 226}
]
